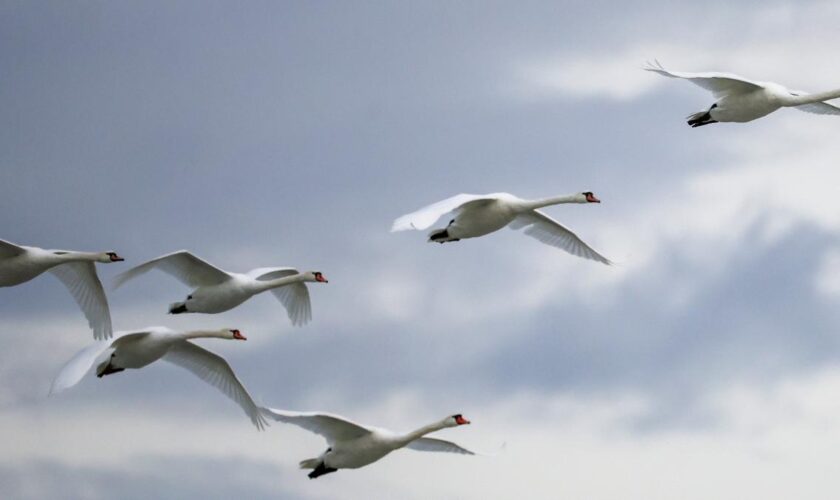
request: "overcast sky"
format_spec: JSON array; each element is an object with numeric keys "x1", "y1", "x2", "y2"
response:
[{"x1": 4, "y1": 1, "x2": 840, "y2": 498}]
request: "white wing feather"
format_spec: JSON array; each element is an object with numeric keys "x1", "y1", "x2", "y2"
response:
[
  {"x1": 644, "y1": 60, "x2": 765, "y2": 98},
  {"x1": 406, "y1": 437, "x2": 476, "y2": 455},
  {"x1": 0, "y1": 239, "x2": 25, "y2": 259},
  {"x1": 391, "y1": 194, "x2": 498, "y2": 231},
  {"x1": 512, "y1": 211, "x2": 611, "y2": 265},
  {"x1": 49, "y1": 261, "x2": 114, "y2": 339},
  {"x1": 50, "y1": 343, "x2": 114, "y2": 395},
  {"x1": 163, "y1": 342, "x2": 267, "y2": 430},
  {"x1": 260, "y1": 408, "x2": 371, "y2": 444},
  {"x1": 792, "y1": 101, "x2": 840, "y2": 115},
  {"x1": 245, "y1": 268, "x2": 312, "y2": 326},
  {"x1": 113, "y1": 250, "x2": 230, "y2": 289}
]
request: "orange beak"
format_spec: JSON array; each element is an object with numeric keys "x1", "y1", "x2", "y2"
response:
[{"x1": 455, "y1": 415, "x2": 470, "y2": 425}]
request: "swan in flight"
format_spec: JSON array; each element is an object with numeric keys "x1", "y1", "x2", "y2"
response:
[
  {"x1": 645, "y1": 60, "x2": 840, "y2": 127},
  {"x1": 114, "y1": 251, "x2": 327, "y2": 326},
  {"x1": 391, "y1": 192, "x2": 611, "y2": 264},
  {"x1": 0, "y1": 239, "x2": 123, "y2": 339},
  {"x1": 51, "y1": 326, "x2": 267, "y2": 429},
  {"x1": 261, "y1": 408, "x2": 474, "y2": 478}
]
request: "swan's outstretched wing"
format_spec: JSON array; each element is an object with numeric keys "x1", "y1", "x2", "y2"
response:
[
  {"x1": 792, "y1": 100, "x2": 840, "y2": 115},
  {"x1": 406, "y1": 437, "x2": 476, "y2": 455},
  {"x1": 511, "y1": 211, "x2": 611, "y2": 265},
  {"x1": 50, "y1": 330, "x2": 151, "y2": 395},
  {"x1": 260, "y1": 408, "x2": 371, "y2": 444},
  {"x1": 246, "y1": 268, "x2": 312, "y2": 326},
  {"x1": 163, "y1": 342, "x2": 267, "y2": 430},
  {"x1": 644, "y1": 60, "x2": 765, "y2": 98},
  {"x1": 49, "y1": 262, "x2": 114, "y2": 339},
  {"x1": 114, "y1": 250, "x2": 230, "y2": 289},
  {"x1": 0, "y1": 239, "x2": 25, "y2": 259},
  {"x1": 391, "y1": 194, "x2": 498, "y2": 231}
]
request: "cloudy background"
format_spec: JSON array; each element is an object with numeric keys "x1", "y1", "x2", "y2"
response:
[{"x1": 3, "y1": 0, "x2": 840, "y2": 498}]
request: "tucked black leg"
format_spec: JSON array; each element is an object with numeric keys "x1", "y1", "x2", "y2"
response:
[{"x1": 97, "y1": 365, "x2": 125, "y2": 378}]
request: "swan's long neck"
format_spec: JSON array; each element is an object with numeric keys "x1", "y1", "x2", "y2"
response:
[
  {"x1": 252, "y1": 274, "x2": 306, "y2": 293},
  {"x1": 395, "y1": 419, "x2": 448, "y2": 448},
  {"x1": 783, "y1": 88, "x2": 840, "y2": 106},
  {"x1": 54, "y1": 251, "x2": 102, "y2": 263},
  {"x1": 520, "y1": 194, "x2": 583, "y2": 211},
  {"x1": 181, "y1": 329, "x2": 231, "y2": 340}
]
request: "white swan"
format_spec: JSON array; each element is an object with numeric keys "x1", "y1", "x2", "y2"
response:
[
  {"x1": 114, "y1": 251, "x2": 327, "y2": 326},
  {"x1": 0, "y1": 239, "x2": 123, "y2": 339},
  {"x1": 645, "y1": 60, "x2": 840, "y2": 127},
  {"x1": 261, "y1": 408, "x2": 474, "y2": 478},
  {"x1": 391, "y1": 192, "x2": 611, "y2": 264},
  {"x1": 51, "y1": 326, "x2": 267, "y2": 429}
]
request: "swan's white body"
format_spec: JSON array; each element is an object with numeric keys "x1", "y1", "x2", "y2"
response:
[
  {"x1": 391, "y1": 192, "x2": 611, "y2": 264},
  {"x1": 51, "y1": 326, "x2": 267, "y2": 429},
  {"x1": 114, "y1": 251, "x2": 327, "y2": 326},
  {"x1": 0, "y1": 239, "x2": 122, "y2": 339},
  {"x1": 645, "y1": 60, "x2": 840, "y2": 126},
  {"x1": 261, "y1": 408, "x2": 474, "y2": 478}
]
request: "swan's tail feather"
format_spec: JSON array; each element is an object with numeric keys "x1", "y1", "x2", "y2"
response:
[{"x1": 299, "y1": 458, "x2": 320, "y2": 469}]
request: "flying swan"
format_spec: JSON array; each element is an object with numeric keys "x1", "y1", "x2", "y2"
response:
[
  {"x1": 645, "y1": 60, "x2": 840, "y2": 127},
  {"x1": 391, "y1": 192, "x2": 611, "y2": 264},
  {"x1": 50, "y1": 326, "x2": 267, "y2": 429},
  {"x1": 114, "y1": 250, "x2": 327, "y2": 326},
  {"x1": 261, "y1": 408, "x2": 475, "y2": 478},
  {"x1": 0, "y1": 238, "x2": 123, "y2": 339}
]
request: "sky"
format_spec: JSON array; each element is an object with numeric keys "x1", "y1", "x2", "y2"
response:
[{"x1": 3, "y1": 0, "x2": 840, "y2": 498}]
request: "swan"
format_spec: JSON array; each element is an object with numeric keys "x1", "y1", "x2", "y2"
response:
[
  {"x1": 50, "y1": 326, "x2": 267, "y2": 429},
  {"x1": 645, "y1": 60, "x2": 840, "y2": 127},
  {"x1": 114, "y1": 251, "x2": 327, "y2": 326},
  {"x1": 391, "y1": 192, "x2": 611, "y2": 264},
  {"x1": 0, "y1": 238, "x2": 123, "y2": 339},
  {"x1": 261, "y1": 408, "x2": 474, "y2": 478}
]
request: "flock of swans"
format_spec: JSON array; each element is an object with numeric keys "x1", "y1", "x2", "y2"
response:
[{"x1": 3, "y1": 61, "x2": 839, "y2": 481}]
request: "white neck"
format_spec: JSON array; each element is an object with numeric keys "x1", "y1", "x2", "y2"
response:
[
  {"x1": 181, "y1": 329, "x2": 232, "y2": 340},
  {"x1": 396, "y1": 418, "x2": 450, "y2": 447},
  {"x1": 782, "y1": 88, "x2": 840, "y2": 106},
  {"x1": 520, "y1": 193, "x2": 584, "y2": 211},
  {"x1": 54, "y1": 251, "x2": 102, "y2": 263},
  {"x1": 252, "y1": 274, "x2": 306, "y2": 293}
]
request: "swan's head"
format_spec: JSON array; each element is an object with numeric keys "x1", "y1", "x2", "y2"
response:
[
  {"x1": 582, "y1": 192, "x2": 600, "y2": 203},
  {"x1": 99, "y1": 252, "x2": 125, "y2": 263},
  {"x1": 228, "y1": 328, "x2": 247, "y2": 341},
  {"x1": 304, "y1": 271, "x2": 329, "y2": 283},
  {"x1": 445, "y1": 414, "x2": 471, "y2": 427}
]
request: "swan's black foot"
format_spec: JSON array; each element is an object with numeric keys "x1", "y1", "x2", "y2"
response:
[
  {"x1": 169, "y1": 303, "x2": 188, "y2": 314},
  {"x1": 429, "y1": 229, "x2": 450, "y2": 242},
  {"x1": 308, "y1": 463, "x2": 338, "y2": 479},
  {"x1": 97, "y1": 365, "x2": 124, "y2": 378},
  {"x1": 687, "y1": 110, "x2": 718, "y2": 127}
]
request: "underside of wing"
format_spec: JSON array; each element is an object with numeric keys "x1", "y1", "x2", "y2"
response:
[
  {"x1": 260, "y1": 408, "x2": 371, "y2": 444},
  {"x1": 512, "y1": 211, "x2": 611, "y2": 265},
  {"x1": 0, "y1": 239, "x2": 25, "y2": 259},
  {"x1": 114, "y1": 250, "x2": 230, "y2": 289},
  {"x1": 49, "y1": 261, "x2": 114, "y2": 339},
  {"x1": 406, "y1": 437, "x2": 476, "y2": 455},
  {"x1": 270, "y1": 283, "x2": 312, "y2": 326},
  {"x1": 644, "y1": 60, "x2": 765, "y2": 98},
  {"x1": 792, "y1": 99, "x2": 840, "y2": 115},
  {"x1": 163, "y1": 342, "x2": 268, "y2": 430},
  {"x1": 391, "y1": 194, "x2": 499, "y2": 232}
]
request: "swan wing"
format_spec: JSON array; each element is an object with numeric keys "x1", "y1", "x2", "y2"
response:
[
  {"x1": 260, "y1": 408, "x2": 371, "y2": 444},
  {"x1": 49, "y1": 330, "x2": 151, "y2": 395},
  {"x1": 406, "y1": 437, "x2": 476, "y2": 455},
  {"x1": 163, "y1": 341, "x2": 267, "y2": 430},
  {"x1": 791, "y1": 98, "x2": 840, "y2": 115},
  {"x1": 49, "y1": 261, "x2": 114, "y2": 339},
  {"x1": 391, "y1": 194, "x2": 498, "y2": 231},
  {"x1": 644, "y1": 60, "x2": 765, "y2": 98},
  {"x1": 0, "y1": 239, "x2": 25, "y2": 259},
  {"x1": 513, "y1": 211, "x2": 612, "y2": 265},
  {"x1": 270, "y1": 283, "x2": 312, "y2": 326},
  {"x1": 114, "y1": 250, "x2": 230, "y2": 289}
]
